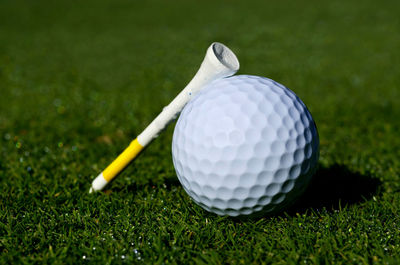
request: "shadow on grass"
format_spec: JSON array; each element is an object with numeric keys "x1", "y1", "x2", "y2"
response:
[{"x1": 286, "y1": 164, "x2": 382, "y2": 214}]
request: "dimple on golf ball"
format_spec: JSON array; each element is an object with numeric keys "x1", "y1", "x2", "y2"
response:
[{"x1": 172, "y1": 75, "x2": 319, "y2": 217}]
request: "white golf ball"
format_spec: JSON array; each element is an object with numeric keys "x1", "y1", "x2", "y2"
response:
[{"x1": 172, "y1": 75, "x2": 319, "y2": 217}]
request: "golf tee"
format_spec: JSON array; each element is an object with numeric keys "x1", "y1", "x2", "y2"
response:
[
  {"x1": 89, "y1": 43, "x2": 239, "y2": 193},
  {"x1": 89, "y1": 138, "x2": 144, "y2": 193}
]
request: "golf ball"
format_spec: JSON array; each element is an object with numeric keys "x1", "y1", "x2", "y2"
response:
[{"x1": 172, "y1": 75, "x2": 319, "y2": 217}]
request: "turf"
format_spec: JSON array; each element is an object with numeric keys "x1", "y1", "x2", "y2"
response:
[{"x1": 1, "y1": 0, "x2": 400, "y2": 263}]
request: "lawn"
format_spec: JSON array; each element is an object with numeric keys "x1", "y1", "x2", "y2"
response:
[{"x1": 1, "y1": 0, "x2": 400, "y2": 263}]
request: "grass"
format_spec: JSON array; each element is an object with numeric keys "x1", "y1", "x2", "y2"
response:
[{"x1": 1, "y1": 0, "x2": 400, "y2": 263}]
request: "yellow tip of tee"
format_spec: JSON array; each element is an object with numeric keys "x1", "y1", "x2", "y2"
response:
[{"x1": 102, "y1": 138, "x2": 144, "y2": 182}]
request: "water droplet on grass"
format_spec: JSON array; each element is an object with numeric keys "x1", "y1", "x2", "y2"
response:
[{"x1": 53, "y1": 98, "x2": 62, "y2": 107}]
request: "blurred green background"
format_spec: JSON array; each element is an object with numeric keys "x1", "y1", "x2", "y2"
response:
[{"x1": 1, "y1": 0, "x2": 399, "y2": 263}]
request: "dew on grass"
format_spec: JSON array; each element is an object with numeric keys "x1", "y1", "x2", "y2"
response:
[
  {"x1": 4, "y1": 133, "x2": 11, "y2": 140},
  {"x1": 53, "y1": 98, "x2": 62, "y2": 107},
  {"x1": 121, "y1": 255, "x2": 125, "y2": 259},
  {"x1": 133, "y1": 248, "x2": 142, "y2": 260},
  {"x1": 92, "y1": 247, "x2": 96, "y2": 250},
  {"x1": 82, "y1": 255, "x2": 86, "y2": 260}
]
